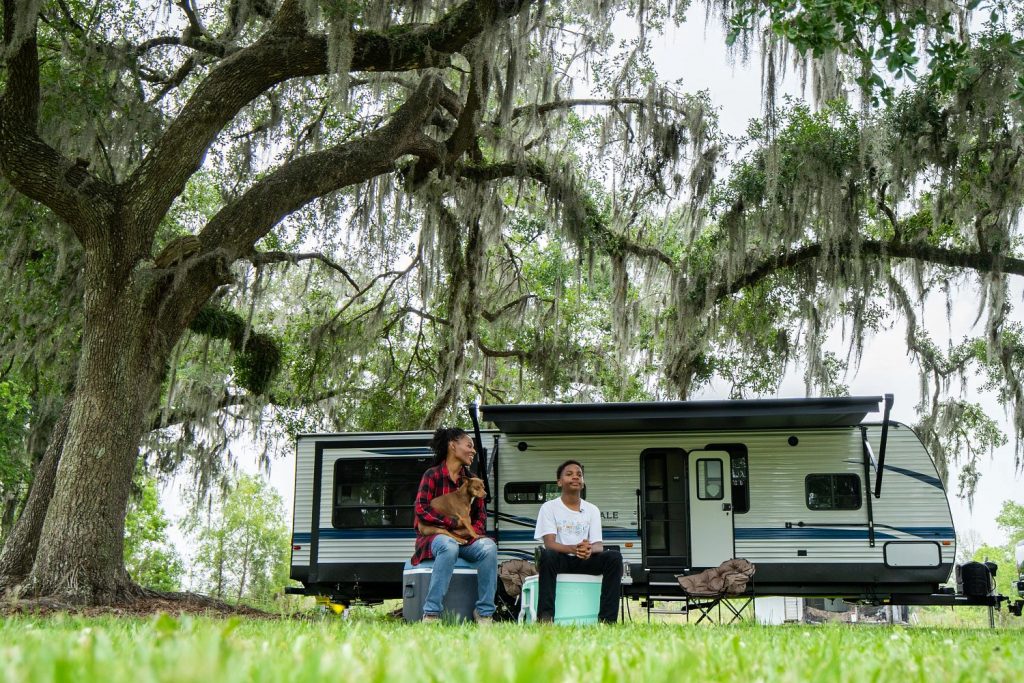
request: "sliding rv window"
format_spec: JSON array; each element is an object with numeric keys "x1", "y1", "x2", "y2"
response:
[
  {"x1": 332, "y1": 457, "x2": 431, "y2": 528},
  {"x1": 504, "y1": 482, "x2": 582, "y2": 504},
  {"x1": 805, "y1": 474, "x2": 861, "y2": 511}
]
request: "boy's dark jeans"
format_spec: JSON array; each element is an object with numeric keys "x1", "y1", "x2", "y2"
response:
[{"x1": 537, "y1": 548, "x2": 623, "y2": 623}]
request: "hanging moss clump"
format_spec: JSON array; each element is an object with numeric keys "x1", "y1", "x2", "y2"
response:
[{"x1": 188, "y1": 306, "x2": 281, "y2": 395}]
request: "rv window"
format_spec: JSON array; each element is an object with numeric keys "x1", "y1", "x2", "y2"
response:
[
  {"x1": 805, "y1": 474, "x2": 862, "y2": 511},
  {"x1": 696, "y1": 459, "x2": 725, "y2": 500},
  {"x1": 503, "y1": 482, "x2": 568, "y2": 504},
  {"x1": 332, "y1": 456, "x2": 431, "y2": 528},
  {"x1": 730, "y1": 455, "x2": 749, "y2": 514},
  {"x1": 705, "y1": 443, "x2": 749, "y2": 514}
]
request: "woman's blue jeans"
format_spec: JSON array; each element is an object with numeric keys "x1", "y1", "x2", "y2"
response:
[{"x1": 422, "y1": 535, "x2": 497, "y2": 618}]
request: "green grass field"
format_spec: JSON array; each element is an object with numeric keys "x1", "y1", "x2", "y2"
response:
[{"x1": 2, "y1": 612, "x2": 1022, "y2": 683}]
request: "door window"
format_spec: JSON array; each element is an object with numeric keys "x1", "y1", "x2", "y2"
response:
[{"x1": 696, "y1": 459, "x2": 725, "y2": 500}]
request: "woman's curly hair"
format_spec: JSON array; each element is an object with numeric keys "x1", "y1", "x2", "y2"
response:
[{"x1": 429, "y1": 427, "x2": 470, "y2": 466}]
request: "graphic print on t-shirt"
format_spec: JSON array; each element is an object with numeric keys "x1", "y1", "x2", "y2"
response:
[{"x1": 555, "y1": 515, "x2": 589, "y2": 543}]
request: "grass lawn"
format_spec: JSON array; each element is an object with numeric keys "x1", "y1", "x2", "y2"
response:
[{"x1": 1, "y1": 612, "x2": 1022, "y2": 682}]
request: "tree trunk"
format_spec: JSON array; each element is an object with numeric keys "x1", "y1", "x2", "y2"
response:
[
  {"x1": 215, "y1": 534, "x2": 225, "y2": 599},
  {"x1": 21, "y1": 267, "x2": 171, "y2": 603},
  {"x1": 1, "y1": 494, "x2": 16, "y2": 545},
  {"x1": 237, "y1": 538, "x2": 250, "y2": 603},
  {"x1": 0, "y1": 396, "x2": 74, "y2": 592}
]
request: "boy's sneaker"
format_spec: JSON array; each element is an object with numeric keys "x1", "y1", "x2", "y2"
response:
[
  {"x1": 421, "y1": 613, "x2": 441, "y2": 623},
  {"x1": 473, "y1": 610, "x2": 493, "y2": 625}
]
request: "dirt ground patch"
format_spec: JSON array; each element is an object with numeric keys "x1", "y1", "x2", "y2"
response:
[{"x1": 0, "y1": 592, "x2": 279, "y2": 619}]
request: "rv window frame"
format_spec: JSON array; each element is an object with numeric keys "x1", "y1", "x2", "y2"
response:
[
  {"x1": 804, "y1": 473, "x2": 862, "y2": 511},
  {"x1": 330, "y1": 456, "x2": 432, "y2": 529},
  {"x1": 695, "y1": 458, "x2": 726, "y2": 501},
  {"x1": 503, "y1": 481, "x2": 581, "y2": 504}
]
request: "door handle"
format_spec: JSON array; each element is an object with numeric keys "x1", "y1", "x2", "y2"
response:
[{"x1": 722, "y1": 503, "x2": 733, "y2": 511}]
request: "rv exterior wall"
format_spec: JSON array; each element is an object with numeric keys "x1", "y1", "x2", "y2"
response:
[
  {"x1": 291, "y1": 436, "x2": 316, "y2": 568},
  {"x1": 494, "y1": 424, "x2": 954, "y2": 576},
  {"x1": 291, "y1": 421, "x2": 954, "y2": 596}
]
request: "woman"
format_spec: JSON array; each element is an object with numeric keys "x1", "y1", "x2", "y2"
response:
[{"x1": 411, "y1": 427, "x2": 497, "y2": 623}]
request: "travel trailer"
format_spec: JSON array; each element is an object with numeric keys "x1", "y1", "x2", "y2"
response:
[{"x1": 287, "y1": 395, "x2": 1020, "y2": 614}]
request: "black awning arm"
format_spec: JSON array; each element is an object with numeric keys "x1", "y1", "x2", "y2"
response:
[
  {"x1": 873, "y1": 394, "x2": 894, "y2": 498},
  {"x1": 468, "y1": 402, "x2": 491, "y2": 503},
  {"x1": 860, "y1": 426, "x2": 876, "y2": 547}
]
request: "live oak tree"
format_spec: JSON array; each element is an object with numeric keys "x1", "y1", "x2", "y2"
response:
[
  {"x1": 3, "y1": 0, "x2": 1024, "y2": 606},
  {"x1": 0, "y1": 0, "x2": 550, "y2": 603}
]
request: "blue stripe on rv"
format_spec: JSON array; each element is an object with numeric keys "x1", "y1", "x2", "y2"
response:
[
  {"x1": 882, "y1": 464, "x2": 943, "y2": 489},
  {"x1": 499, "y1": 529, "x2": 640, "y2": 541},
  {"x1": 733, "y1": 527, "x2": 954, "y2": 540},
  {"x1": 293, "y1": 527, "x2": 953, "y2": 544}
]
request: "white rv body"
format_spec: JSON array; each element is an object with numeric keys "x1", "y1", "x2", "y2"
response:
[{"x1": 290, "y1": 397, "x2": 956, "y2": 603}]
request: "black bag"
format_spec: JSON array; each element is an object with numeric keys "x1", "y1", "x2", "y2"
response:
[{"x1": 956, "y1": 561, "x2": 993, "y2": 597}]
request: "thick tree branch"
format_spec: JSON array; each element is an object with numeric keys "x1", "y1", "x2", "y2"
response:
[
  {"x1": 476, "y1": 338, "x2": 527, "y2": 360},
  {"x1": 709, "y1": 240, "x2": 1024, "y2": 303},
  {"x1": 461, "y1": 161, "x2": 1024, "y2": 312},
  {"x1": 247, "y1": 250, "x2": 360, "y2": 290},
  {"x1": 0, "y1": 0, "x2": 116, "y2": 238},
  {"x1": 511, "y1": 97, "x2": 643, "y2": 120},
  {"x1": 481, "y1": 294, "x2": 551, "y2": 321},
  {"x1": 196, "y1": 74, "x2": 443, "y2": 258},
  {"x1": 135, "y1": 35, "x2": 226, "y2": 59},
  {"x1": 124, "y1": 0, "x2": 533, "y2": 238},
  {"x1": 460, "y1": 159, "x2": 678, "y2": 268}
]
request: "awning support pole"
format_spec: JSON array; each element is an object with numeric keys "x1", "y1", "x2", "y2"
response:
[
  {"x1": 860, "y1": 426, "x2": 876, "y2": 547},
  {"x1": 468, "y1": 402, "x2": 491, "y2": 503}
]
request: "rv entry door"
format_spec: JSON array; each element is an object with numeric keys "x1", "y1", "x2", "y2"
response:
[{"x1": 687, "y1": 450, "x2": 735, "y2": 568}]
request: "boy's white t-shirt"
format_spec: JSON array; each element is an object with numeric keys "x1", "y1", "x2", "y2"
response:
[{"x1": 534, "y1": 498, "x2": 603, "y2": 546}]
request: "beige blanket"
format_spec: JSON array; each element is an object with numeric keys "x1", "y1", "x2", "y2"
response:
[
  {"x1": 498, "y1": 559, "x2": 538, "y2": 597},
  {"x1": 676, "y1": 558, "x2": 755, "y2": 596}
]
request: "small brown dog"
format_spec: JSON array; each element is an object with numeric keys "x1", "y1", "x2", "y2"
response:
[{"x1": 417, "y1": 477, "x2": 487, "y2": 545}]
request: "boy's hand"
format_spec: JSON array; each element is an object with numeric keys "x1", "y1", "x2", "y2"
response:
[{"x1": 575, "y1": 540, "x2": 592, "y2": 560}]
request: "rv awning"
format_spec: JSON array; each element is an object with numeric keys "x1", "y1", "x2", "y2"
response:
[{"x1": 481, "y1": 396, "x2": 882, "y2": 435}]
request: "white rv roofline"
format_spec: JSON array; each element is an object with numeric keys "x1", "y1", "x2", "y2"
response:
[{"x1": 482, "y1": 396, "x2": 883, "y2": 434}]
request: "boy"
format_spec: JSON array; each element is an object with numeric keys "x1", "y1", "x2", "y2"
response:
[{"x1": 533, "y1": 460, "x2": 622, "y2": 623}]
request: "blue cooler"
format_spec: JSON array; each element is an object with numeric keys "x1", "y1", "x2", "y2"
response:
[
  {"x1": 519, "y1": 573, "x2": 601, "y2": 625},
  {"x1": 402, "y1": 558, "x2": 478, "y2": 622}
]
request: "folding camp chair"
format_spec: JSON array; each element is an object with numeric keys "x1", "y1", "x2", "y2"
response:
[
  {"x1": 676, "y1": 558, "x2": 756, "y2": 625},
  {"x1": 680, "y1": 589, "x2": 754, "y2": 624}
]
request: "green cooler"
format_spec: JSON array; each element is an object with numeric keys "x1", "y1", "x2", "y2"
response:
[{"x1": 519, "y1": 573, "x2": 601, "y2": 625}]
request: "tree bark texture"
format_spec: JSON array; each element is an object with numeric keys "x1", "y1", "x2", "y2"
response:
[
  {"x1": 0, "y1": 396, "x2": 74, "y2": 592},
  {"x1": 20, "y1": 257, "x2": 175, "y2": 602}
]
